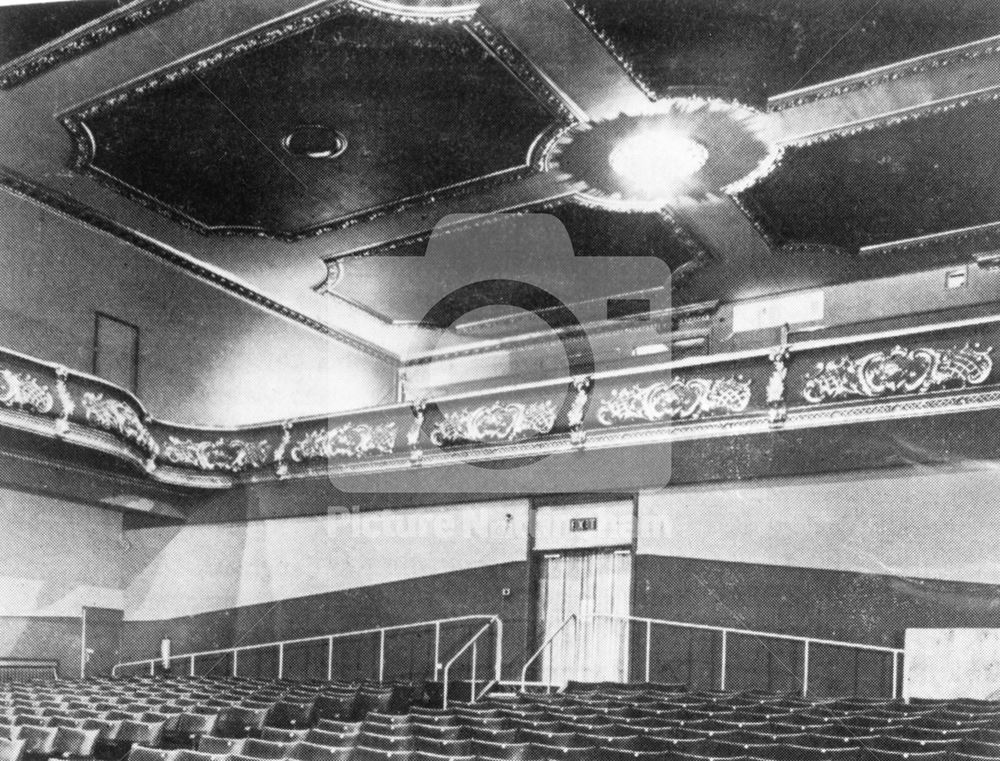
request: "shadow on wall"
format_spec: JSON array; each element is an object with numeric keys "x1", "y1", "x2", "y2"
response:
[{"x1": 0, "y1": 616, "x2": 82, "y2": 678}]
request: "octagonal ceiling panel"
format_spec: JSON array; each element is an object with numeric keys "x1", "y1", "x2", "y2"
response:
[
  {"x1": 572, "y1": 0, "x2": 1000, "y2": 101},
  {"x1": 0, "y1": 0, "x2": 118, "y2": 67},
  {"x1": 739, "y1": 98, "x2": 1000, "y2": 252},
  {"x1": 62, "y1": 5, "x2": 557, "y2": 239}
]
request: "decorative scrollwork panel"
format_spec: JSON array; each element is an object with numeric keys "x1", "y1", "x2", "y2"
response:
[
  {"x1": 81, "y1": 392, "x2": 159, "y2": 456},
  {"x1": 430, "y1": 400, "x2": 557, "y2": 446},
  {"x1": 597, "y1": 376, "x2": 752, "y2": 426},
  {"x1": 161, "y1": 436, "x2": 272, "y2": 473},
  {"x1": 0, "y1": 368, "x2": 55, "y2": 415},
  {"x1": 802, "y1": 343, "x2": 994, "y2": 404},
  {"x1": 291, "y1": 421, "x2": 397, "y2": 462}
]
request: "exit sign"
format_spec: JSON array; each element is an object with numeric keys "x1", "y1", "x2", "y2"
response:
[{"x1": 570, "y1": 517, "x2": 598, "y2": 532}]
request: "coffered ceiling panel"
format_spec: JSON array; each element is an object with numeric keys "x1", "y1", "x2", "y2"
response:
[
  {"x1": 2, "y1": 0, "x2": 999, "y2": 360},
  {"x1": 572, "y1": 0, "x2": 1000, "y2": 100},
  {"x1": 740, "y1": 98, "x2": 1000, "y2": 251},
  {"x1": 0, "y1": 0, "x2": 117, "y2": 66},
  {"x1": 64, "y1": 6, "x2": 556, "y2": 239}
]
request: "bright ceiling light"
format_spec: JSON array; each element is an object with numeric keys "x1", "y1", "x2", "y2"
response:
[{"x1": 608, "y1": 130, "x2": 709, "y2": 197}]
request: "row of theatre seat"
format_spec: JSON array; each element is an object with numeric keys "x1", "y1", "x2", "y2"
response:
[
  {"x1": 5, "y1": 676, "x2": 1000, "y2": 761},
  {"x1": 0, "y1": 675, "x2": 412, "y2": 761},
  {"x1": 134, "y1": 680, "x2": 1000, "y2": 761}
]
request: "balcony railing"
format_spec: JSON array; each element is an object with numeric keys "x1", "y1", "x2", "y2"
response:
[{"x1": 0, "y1": 312, "x2": 995, "y2": 489}]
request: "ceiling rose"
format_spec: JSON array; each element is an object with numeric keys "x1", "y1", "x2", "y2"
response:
[{"x1": 543, "y1": 97, "x2": 784, "y2": 212}]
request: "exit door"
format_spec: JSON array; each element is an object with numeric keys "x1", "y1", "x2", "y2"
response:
[
  {"x1": 537, "y1": 548, "x2": 632, "y2": 686},
  {"x1": 82, "y1": 607, "x2": 122, "y2": 678}
]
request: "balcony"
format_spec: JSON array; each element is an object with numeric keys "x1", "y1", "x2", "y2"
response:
[{"x1": 0, "y1": 312, "x2": 995, "y2": 491}]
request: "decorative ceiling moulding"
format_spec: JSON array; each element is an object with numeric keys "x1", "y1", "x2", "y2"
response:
[
  {"x1": 859, "y1": 220, "x2": 1000, "y2": 260},
  {"x1": 768, "y1": 34, "x2": 1000, "y2": 113},
  {"x1": 348, "y1": 0, "x2": 479, "y2": 23},
  {"x1": 0, "y1": 169, "x2": 396, "y2": 364},
  {"x1": 321, "y1": 193, "x2": 572, "y2": 267},
  {"x1": 779, "y1": 88, "x2": 1000, "y2": 150},
  {"x1": 464, "y1": 18, "x2": 579, "y2": 124},
  {"x1": 564, "y1": 0, "x2": 657, "y2": 102},
  {"x1": 313, "y1": 195, "x2": 574, "y2": 304},
  {"x1": 0, "y1": 0, "x2": 199, "y2": 90},
  {"x1": 57, "y1": 2, "x2": 565, "y2": 242},
  {"x1": 313, "y1": 194, "x2": 712, "y2": 306}
]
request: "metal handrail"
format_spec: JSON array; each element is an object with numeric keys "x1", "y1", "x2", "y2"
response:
[
  {"x1": 588, "y1": 614, "x2": 904, "y2": 698},
  {"x1": 520, "y1": 614, "x2": 577, "y2": 692},
  {"x1": 441, "y1": 616, "x2": 503, "y2": 708},
  {"x1": 112, "y1": 614, "x2": 499, "y2": 679}
]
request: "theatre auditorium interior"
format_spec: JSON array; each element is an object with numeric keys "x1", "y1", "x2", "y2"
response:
[{"x1": 3, "y1": 0, "x2": 1000, "y2": 760}]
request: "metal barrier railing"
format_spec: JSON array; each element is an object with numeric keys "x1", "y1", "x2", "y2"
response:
[
  {"x1": 112, "y1": 615, "x2": 500, "y2": 684},
  {"x1": 520, "y1": 613, "x2": 578, "y2": 692},
  {"x1": 523, "y1": 614, "x2": 905, "y2": 698},
  {"x1": 441, "y1": 616, "x2": 503, "y2": 708}
]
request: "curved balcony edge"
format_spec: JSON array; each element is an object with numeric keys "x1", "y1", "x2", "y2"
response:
[{"x1": 0, "y1": 311, "x2": 995, "y2": 490}]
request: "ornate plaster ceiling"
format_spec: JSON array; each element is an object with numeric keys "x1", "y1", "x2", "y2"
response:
[{"x1": 0, "y1": 0, "x2": 998, "y2": 363}]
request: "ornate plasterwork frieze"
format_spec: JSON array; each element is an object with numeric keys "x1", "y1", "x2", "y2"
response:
[
  {"x1": 161, "y1": 436, "x2": 271, "y2": 473},
  {"x1": 596, "y1": 376, "x2": 752, "y2": 426},
  {"x1": 290, "y1": 421, "x2": 398, "y2": 462},
  {"x1": 802, "y1": 343, "x2": 994, "y2": 404},
  {"x1": 278, "y1": 386, "x2": 1000, "y2": 481},
  {"x1": 80, "y1": 392, "x2": 159, "y2": 458},
  {"x1": 0, "y1": 369, "x2": 55, "y2": 414},
  {"x1": 430, "y1": 400, "x2": 557, "y2": 446},
  {"x1": 0, "y1": 0, "x2": 198, "y2": 90},
  {"x1": 0, "y1": 325, "x2": 998, "y2": 488}
]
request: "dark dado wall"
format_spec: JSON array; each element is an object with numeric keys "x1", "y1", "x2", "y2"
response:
[
  {"x1": 633, "y1": 555, "x2": 1000, "y2": 698},
  {"x1": 122, "y1": 562, "x2": 530, "y2": 683},
  {"x1": 120, "y1": 552, "x2": 1000, "y2": 697},
  {"x1": 0, "y1": 616, "x2": 80, "y2": 678}
]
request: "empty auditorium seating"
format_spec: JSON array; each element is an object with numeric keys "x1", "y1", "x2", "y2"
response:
[
  {"x1": 17, "y1": 725, "x2": 55, "y2": 758},
  {"x1": 49, "y1": 726, "x2": 100, "y2": 758},
  {"x1": 0, "y1": 738, "x2": 24, "y2": 761},
  {"x1": 216, "y1": 707, "x2": 269, "y2": 739},
  {"x1": 8, "y1": 673, "x2": 1000, "y2": 761}
]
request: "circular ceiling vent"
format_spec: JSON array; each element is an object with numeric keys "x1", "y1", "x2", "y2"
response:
[{"x1": 281, "y1": 125, "x2": 348, "y2": 159}]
